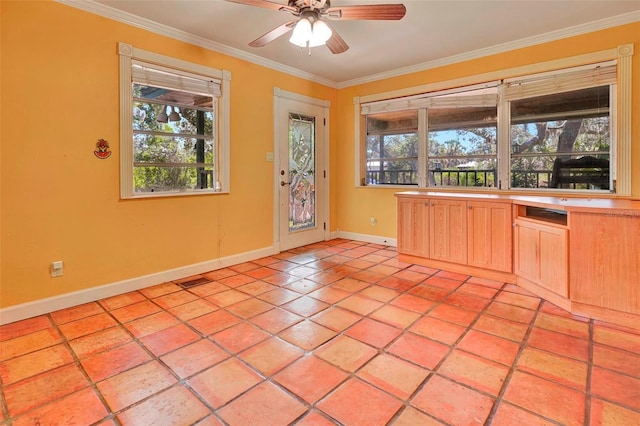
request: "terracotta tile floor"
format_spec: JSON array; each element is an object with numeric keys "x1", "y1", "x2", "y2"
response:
[{"x1": 1, "y1": 239, "x2": 639, "y2": 425}]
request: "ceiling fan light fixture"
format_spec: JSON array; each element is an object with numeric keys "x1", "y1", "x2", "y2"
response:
[
  {"x1": 309, "y1": 19, "x2": 332, "y2": 47},
  {"x1": 289, "y1": 17, "x2": 312, "y2": 47}
]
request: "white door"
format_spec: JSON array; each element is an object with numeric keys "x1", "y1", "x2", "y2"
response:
[{"x1": 274, "y1": 89, "x2": 328, "y2": 251}]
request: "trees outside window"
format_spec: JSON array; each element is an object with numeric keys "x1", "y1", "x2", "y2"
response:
[
  {"x1": 360, "y1": 61, "x2": 616, "y2": 193},
  {"x1": 119, "y1": 43, "x2": 230, "y2": 199},
  {"x1": 509, "y1": 86, "x2": 611, "y2": 190},
  {"x1": 132, "y1": 76, "x2": 216, "y2": 193}
]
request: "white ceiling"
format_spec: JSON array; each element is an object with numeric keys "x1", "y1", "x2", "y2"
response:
[{"x1": 72, "y1": 0, "x2": 640, "y2": 87}]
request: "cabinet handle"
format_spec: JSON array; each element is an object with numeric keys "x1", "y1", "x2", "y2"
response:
[{"x1": 468, "y1": 206, "x2": 472, "y2": 210}]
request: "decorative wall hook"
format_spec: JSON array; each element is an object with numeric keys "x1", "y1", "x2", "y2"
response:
[{"x1": 94, "y1": 139, "x2": 112, "y2": 159}]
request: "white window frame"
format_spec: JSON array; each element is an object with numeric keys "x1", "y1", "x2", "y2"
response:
[
  {"x1": 505, "y1": 62, "x2": 617, "y2": 192},
  {"x1": 354, "y1": 44, "x2": 633, "y2": 196},
  {"x1": 118, "y1": 42, "x2": 231, "y2": 199}
]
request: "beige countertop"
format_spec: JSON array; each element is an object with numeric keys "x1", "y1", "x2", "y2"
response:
[{"x1": 395, "y1": 191, "x2": 640, "y2": 213}]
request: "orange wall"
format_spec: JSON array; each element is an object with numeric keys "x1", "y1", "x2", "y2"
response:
[
  {"x1": 0, "y1": 1, "x2": 337, "y2": 307},
  {"x1": 334, "y1": 23, "x2": 640, "y2": 239},
  {"x1": 1, "y1": 1, "x2": 638, "y2": 309}
]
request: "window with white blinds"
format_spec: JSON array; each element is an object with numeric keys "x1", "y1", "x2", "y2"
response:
[
  {"x1": 361, "y1": 82, "x2": 499, "y2": 115},
  {"x1": 508, "y1": 63, "x2": 615, "y2": 192},
  {"x1": 504, "y1": 62, "x2": 617, "y2": 100},
  {"x1": 119, "y1": 43, "x2": 231, "y2": 198},
  {"x1": 358, "y1": 60, "x2": 620, "y2": 193},
  {"x1": 131, "y1": 61, "x2": 222, "y2": 98},
  {"x1": 363, "y1": 86, "x2": 499, "y2": 187}
]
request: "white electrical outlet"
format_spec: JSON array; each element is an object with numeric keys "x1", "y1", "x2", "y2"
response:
[
  {"x1": 51, "y1": 261, "x2": 63, "y2": 278},
  {"x1": 370, "y1": 217, "x2": 377, "y2": 226}
]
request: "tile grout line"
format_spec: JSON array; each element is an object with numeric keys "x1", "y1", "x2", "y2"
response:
[
  {"x1": 327, "y1": 269, "x2": 451, "y2": 425},
  {"x1": 264, "y1": 242, "x2": 399, "y2": 425},
  {"x1": 258, "y1": 244, "x2": 431, "y2": 424},
  {"x1": 483, "y1": 297, "x2": 548, "y2": 426},
  {"x1": 585, "y1": 318, "x2": 594, "y2": 426},
  {"x1": 3, "y1": 240, "x2": 639, "y2": 424},
  {"x1": 83, "y1": 295, "x2": 191, "y2": 425},
  {"x1": 170, "y1": 242, "x2": 383, "y2": 424},
  {"x1": 85, "y1": 288, "x2": 231, "y2": 424},
  {"x1": 384, "y1": 275, "x2": 506, "y2": 425},
  {"x1": 298, "y1": 271, "x2": 436, "y2": 424},
  {"x1": 99, "y1": 250, "x2": 410, "y2": 421},
  {"x1": 0, "y1": 361, "x2": 8, "y2": 423},
  {"x1": 31, "y1": 312, "x2": 121, "y2": 426}
]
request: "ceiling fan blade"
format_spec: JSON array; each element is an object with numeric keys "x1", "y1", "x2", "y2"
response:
[
  {"x1": 225, "y1": 0, "x2": 296, "y2": 13},
  {"x1": 249, "y1": 21, "x2": 296, "y2": 47},
  {"x1": 325, "y1": 27, "x2": 349, "y2": 54},
  {"x1": 326, "y1": 4, "x2": 406, "y2": 20}
]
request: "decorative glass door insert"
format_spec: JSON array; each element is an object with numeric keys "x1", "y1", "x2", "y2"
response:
[{"x1": 288, "y1": 113, "x2": 316, "y2": 232}]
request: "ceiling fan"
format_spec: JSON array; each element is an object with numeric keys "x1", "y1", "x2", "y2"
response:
[{"x1": 226, "y1": 0, "x2": 406, "y2": 54}]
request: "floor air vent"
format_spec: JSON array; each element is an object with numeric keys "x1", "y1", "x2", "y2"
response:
[{"x1": 177, "y1": 277, "x2": 211, "y2": 289}]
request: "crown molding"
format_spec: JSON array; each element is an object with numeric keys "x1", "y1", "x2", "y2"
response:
[
  {"x1": 55, "y1": 0, "x2": 338, "y2": 88},
  {"x1": 337, "y1": 10, "x2": 640, "y2": 88},
  {"x1": 57, "y1": 1, "x2": 638, "y2": 89}
]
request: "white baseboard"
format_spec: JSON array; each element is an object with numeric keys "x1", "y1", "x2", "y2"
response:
[
  {"x1": 0, "y1": 246, "x2": 277, "y2": 326},
  {"x1": 331, "y1": 231, "x2": 397, "y2": 247},
  {"x1": 1, "y1": 234, "x2": 395, "y2": 325}
]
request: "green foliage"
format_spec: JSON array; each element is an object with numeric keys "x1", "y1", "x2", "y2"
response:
[
  {"x1": 511, "y1": 117, "x2": 610, "y2": 188},
  {"x1": 132, "y1": 97, "x2": 214, "y2": 192}
]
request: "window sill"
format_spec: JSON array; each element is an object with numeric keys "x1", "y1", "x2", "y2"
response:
[{"x1": 121, "y1": 189, "x2": 229, "y2": 200}]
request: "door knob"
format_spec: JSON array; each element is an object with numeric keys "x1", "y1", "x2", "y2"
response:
[{"x1": 280, "y1": 181, "x2": 290, "y2": 186}]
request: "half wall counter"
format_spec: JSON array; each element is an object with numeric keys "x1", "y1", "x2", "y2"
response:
[{"x1": 395, "y1": 191, "x2": 640, "y2": 329}]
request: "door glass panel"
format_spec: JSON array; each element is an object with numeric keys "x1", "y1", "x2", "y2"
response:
[{"x1": 289, "y1": 113, "x2": 316, "y2": 232}]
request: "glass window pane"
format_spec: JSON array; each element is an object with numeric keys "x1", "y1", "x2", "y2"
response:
[
  {"x1": 510, "y1": 86, "x2": 610, "y2": 190},
  {"x1": 133, "y1": 166, "x2": 214, "y2": 193},
  {"x1": 510, "y1": 154, "x2": 610, "y2": 190},
  {"x1": 133, "y1": 135, "x2": 214, "y2": 165},
  {"x1": 367, "y1": 159, "x2": 418, "y2": 185},
  {"x1": 289, "y1": 113, "x2": 316, "y2": 232},
  {"x1": 133, "y1": 100, "x2": 213, "y2": 137},
  {"x1": 428, "y1": 105, "x2": 497, "y2": 188},
  {"x1": 429, "y1": 158, "x2": 497, "y2": 187},
  {"x1": 429, "y1": 128, "x2": 497, "y2": 156},
  {"x1": 366, "y1": 111, "x2": 418, "y2": 185}
]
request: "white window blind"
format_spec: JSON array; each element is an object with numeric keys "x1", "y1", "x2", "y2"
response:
[
  {"x1": 361, "y1": 84, "x2": 498, "y2": 115},
  {"x1": 132, "y1": 60, "x2": 221, "y2": 97},
  {"x1": 423, "y1": 93, "x2": 498, "y2": 109},
  {"x1": 504, "y1": 62, "x2": 616, "y2": 100}
]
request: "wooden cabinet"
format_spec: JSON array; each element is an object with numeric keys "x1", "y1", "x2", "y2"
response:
[
  {"x1": 467, "y1": 201, "x2": 512, "y2": 273},
  {"x1": 397, "y1": 196, "x2": 429, "y2": 258},
  {"x1": 569, "y1": 212, "x2": 640, "y2": 315},
  {"x1": 514, "y1": 208, "x2": 569, "y2": 302},
  {"x1": 429, "y1": 199, "x2": 467, "y2": 264},
  {"x1": 396, "y1": 191, "x2": 640, "y2": 330},
  {"x1": 397, "y1": 195, "x2": 512, "y2": 276}
]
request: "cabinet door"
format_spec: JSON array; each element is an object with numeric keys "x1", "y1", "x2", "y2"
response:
[
  {"x1": 467, "y1": 201, "x2": 512, "y2": 272},
  {"x1": 430, "y1": 199, "x2": 467, "y2": 264},
  {"x1": 539, "y1": 226, "x2": 568, "y2": 297},
  {"x1": 570, "y1": 212, "x2": 640, "y2": 314},
  {"x1": 514, "y1": 219, "x2": 568, "y2": 297},
  {"x1": 514, "y1": 221, "x2": 540, "y2": 283},
  {"x1": 397, "y1": 197, "x2": 429, "y2": 257}
]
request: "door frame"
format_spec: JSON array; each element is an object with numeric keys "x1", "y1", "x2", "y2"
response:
[{"x1": 273, "y1": 87, "x2": 330, "y2": 253}]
